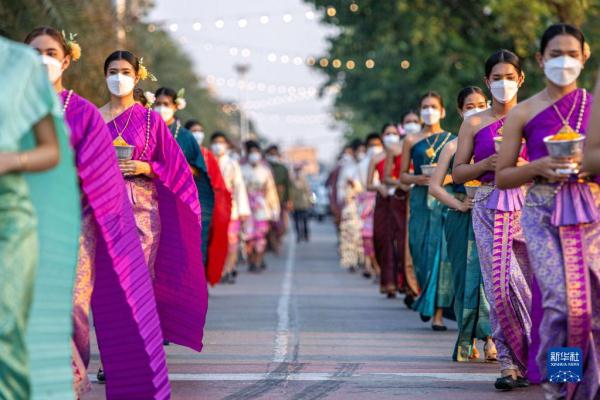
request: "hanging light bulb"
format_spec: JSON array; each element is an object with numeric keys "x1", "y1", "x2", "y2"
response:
[
  {"x1": 350, "y1": 3, "x2": 359, "y2": 12},
  {"x1": 365, "y1": 59, "x2": 375, "y2": 69},
  {"x1": 332, "y1": 59, "x2": 342, "y2": 68},
  {"x1": 327, "y1": 7, "x2": 337, "y2": 17},
  {"x1": 319, "y1": 58, "x2": 329, "y2": 67},
  {"x1": 193, "y1": 22, "x2": 202, "y2": 31},
  {"x1": 237, "y1": 19, "x2": 248, "y2": 28},
  {"x1": 346, "y1": 60, "x2": 356, "y2": 69},
  {"x1": 260, "y1": 15, "x2": 270, "y2": 24},
  {"x1": 215, "y1": 19, "x2": 225, "y2": 29}
]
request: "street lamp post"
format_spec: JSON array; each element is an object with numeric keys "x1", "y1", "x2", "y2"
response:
[{"x1": 235, "y1": 63, "x2": 251, "y2": 143}]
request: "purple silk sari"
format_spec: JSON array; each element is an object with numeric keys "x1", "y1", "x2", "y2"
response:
[
  {"x1": 521, "y1": 88, "x2": 599, "y2": 400},
  {"x1": 472, "y1": 119, "x2": 535, "y2": 376},
  {"x1": 106, "y1": 103, "x2": 208, "y2": 353},
  {"x1": 63, "y1": 91, "x2": 169, "y2": 398}
]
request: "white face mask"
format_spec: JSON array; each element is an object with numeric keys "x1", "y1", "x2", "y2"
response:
[
  {"x1": 154, "y1": 105, "x2": 175, "y2": 122},
  {"x1": 421, "y1": 107, "x2": 441, "y2": 126},
  {"x1": 403, "y1": 122, "x2": 421, "y2": 135},
  {"x1": 41, "y1": 55, "x2": 63, "y2": 83},
  {"x1": 463, "y1": 107, "x2": 488, "y2": 119},
  {"x1": 248, "y1": 152, "x2": 262, "y2": 165},
  {"x1": 489, "y1": 79, "x2": 519, "y2": 104},
  {"x1": 544, "y1": 55, "x2": 583, "y2": 87},
  {"x1": 211, "y1": 143, "x2": 227, "y2": 156},
  {"x1": 368, "y1": 146, "x2": 384, "y2": 156},
  {"x1": 106, "y1": 73, "x2": 135, "y2": 97},
  {"x1": 356, "y1": 152, "x2": 366, "y2": 161},
  {"x1": 192, "y1": 131, "x2": 204, "y2": 144},
  {"x1": 382, "y1": 134, "x2": 401, "y2": 147},
  {"x1": 266, "y1": 155, "x2": 279, "y2": 163}
]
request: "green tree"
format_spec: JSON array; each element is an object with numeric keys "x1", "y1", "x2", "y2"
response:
[
  {"x1": 304, "y1": 0, "x2": 600, "y2": 140},
  {"x1": 0, "y1": 0, "x2": 235, "y2": 136}
]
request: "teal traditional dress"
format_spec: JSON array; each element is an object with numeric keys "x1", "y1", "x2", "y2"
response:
[
  {"x1": 445, "y1": 156, "x2": 491, "y2": 360},
  {"x1": 0, "y1": 38, "x2": 80, "y2": 400},
  {"x1": 169, "y1": 120, "x2": 214, "y2": 262},
  {"x1": 410, "y1": 132, "x2": 455, "y2": 319}
]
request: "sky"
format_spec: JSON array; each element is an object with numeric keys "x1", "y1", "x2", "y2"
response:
[{"x1": 147, "y1": 0, "x2": 342, "y2": 162}]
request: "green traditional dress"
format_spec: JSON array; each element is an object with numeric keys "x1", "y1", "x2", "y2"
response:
[
  {"x1": 410, "y1": 132, "x2": 455, "y2": 319},
  {"x1": 445, "y1": 156, "x2": 491, "y2": 360},
  {"x1": 0, "y1": 38, "x2": 80, "y2": 400}
]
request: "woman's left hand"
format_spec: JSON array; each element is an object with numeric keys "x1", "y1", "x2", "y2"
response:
[{"x1": 119, "y1": 160, "x2": 152, "y2": 177}]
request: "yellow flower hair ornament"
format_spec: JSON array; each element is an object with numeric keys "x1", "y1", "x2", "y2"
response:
[
  {"x1": 62, "y1": 30, "x2": 81, "y2": 61},
  {"x1": 138, "y1": 57, "x2": 157, "y2": 82},
  {"x1": 175, "y1": 88, "x2": 187, "y2": 110}
]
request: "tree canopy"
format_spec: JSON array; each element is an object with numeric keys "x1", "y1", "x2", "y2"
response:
[
  {"x1": 0, "y1": 0, "x2": 234, "y2": 135},
  {"x1": 304, "y1": 0, "x2": 600, "y2": 139}
]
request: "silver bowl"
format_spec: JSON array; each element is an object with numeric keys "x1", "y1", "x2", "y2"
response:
[
  {"x1": 464, "y1": 185, "x2": 479, "y2": 198},
  {"x1": 421, "y1": 164, "x2": 437, "y2": 177},
  {"x1": 114, "y1": 145, "x2": 135, "y2": 161},
  {"x1": 543, "y1": 135, "x2": 585, "y2": 175},
  {"x1": 494, "y1": 137, "x2": 503, "y2": 153}
]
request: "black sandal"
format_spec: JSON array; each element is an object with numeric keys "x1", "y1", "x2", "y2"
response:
[{"x1": 97, "y1": 368, "x2": 106, "y2": 383}]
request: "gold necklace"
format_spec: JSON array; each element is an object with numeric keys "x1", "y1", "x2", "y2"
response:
[
  {"x1": 425, "y1": 132, "x2": 451, "y2": 160},
  {"x1": 110, "y1": 103, "x2": 135, "y2": 140},
  {"x1": 551, "y1": 89, "x2": 585, "y2": 134}
]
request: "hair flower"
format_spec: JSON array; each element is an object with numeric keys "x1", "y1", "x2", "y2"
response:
[
  {"x1": 138, "y1": 57, "x2": 157, "y2": 81},
  {"x1": 62, "y1": 30, "x2": 81, "y2": 61},
  {"x1": 175, "y1": 88, "x2": 187, "y2": 110},
  {"x1": 144, "y1": 91, "x2": 156, "y2": 106}
]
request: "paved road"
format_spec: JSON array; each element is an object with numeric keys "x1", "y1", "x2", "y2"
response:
[{"x1": 86, "y1": 221, "x2": 542, "y2": 399}]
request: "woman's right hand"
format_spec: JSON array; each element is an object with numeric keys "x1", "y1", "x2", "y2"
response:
[
  {"x1": 377, "y1": 185, "x2": 388, "y2": 197},
  {"x1": 457, "y1": 198, "x2": 474, "y2": 212},
  {"x1": 530, "y1": 156, "x2": 572, "y2": 181},
  {"x1": 482, "y1": 154, "x2": 498, "y2": 171},
  {"x1": 415, "y1": 175, "x2": 430, "y2": 186},
  {"x1": 0, "y1": 153, "x2": 19, "y2": 176}
]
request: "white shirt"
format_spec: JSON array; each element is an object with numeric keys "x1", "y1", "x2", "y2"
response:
[
  {"x1": 336, "y1": 157, "x2": 363, "y2": 204},
  {"x1": 217, "y1": 154, "x2": 251, "y2": 220},
  {"x1": 241, "y1": 162, "x2": 281, "y2": 221}
]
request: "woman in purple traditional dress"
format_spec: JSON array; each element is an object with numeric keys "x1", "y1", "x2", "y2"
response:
[
  {"x1": 26, "y1": 28, "x2": 170, "y2": 399},
  {"x1": 452, "y1": 50, "x2": 533, "y2": 390},
  {"x1": 98, "y1": 49, "x2": 209, "y2": 372},
  {"x1": 497, "y1": 24, "x2": 599, "y2": 400}
]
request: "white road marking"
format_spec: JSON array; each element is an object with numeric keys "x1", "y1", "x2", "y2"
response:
[
  {"x1": 89, "y1": 372, "x2": 498, "y2": 383},
  {"x1": 273, "y1": 235, "x2": 296, "y2": 363}
]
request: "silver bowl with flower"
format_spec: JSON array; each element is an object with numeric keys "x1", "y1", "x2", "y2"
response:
[
  {"x1": 114, "y1": 145, "x2": 135, "y2": 161},
  {"x1": 420, "y1": 163, "x2": 437, "y2": 177},
  {"x1": 543, "y1": 135, "x2": 585, "y2": 175}
]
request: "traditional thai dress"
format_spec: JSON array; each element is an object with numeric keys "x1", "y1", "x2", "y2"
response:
[
  {"x1": 446, "y1": 155, "x2": 491, "y2": 361},
  {"x1": 471, "y1": 118, "x2": 534, "y2": 377},
  {"x1": 411, "y1": 132, "x2": 455, "y2": 318},
  {"x1": 217, "y1": 154, "x2": 250, "y2": 258},
  {"x1": 268, "y1": 160, "x2": 291, "y2": 240},
  {"x1": 63, "y1": 90, "x2": 168, "y2": 398},
  {"x1": 168, "y1": 120, "x2": 212, "y2": 263},
  {"x1": 0, "y1": 39, "x2": 80, "y2": 400},
  {"x1": 241, "y1": 162, "x2": 280, "y2": 253},
  {"x1": 373, "y1": 156, "x2": 417, "y2": 295},
  {"x1": 520, "y1": 88, "x2": 599, "y2": 399},
  {"x1": 201, "y1": 148, "x2": 232, "y2": 286},
  {"x1": 357, "y1": 155, "x2": 377, "y2": 259},
  {"x1": 339, "y1": 184, "x2": 364, "y2": 268},
  {"x1": 106, "y1": 103, "x2": 208, "y2": 352}
]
